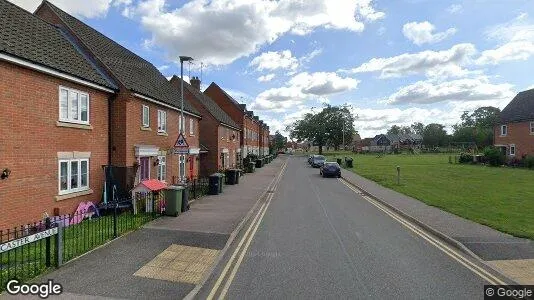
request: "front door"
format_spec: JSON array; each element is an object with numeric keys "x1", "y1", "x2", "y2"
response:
[{"x1": 139, "y1": 157, "x2": 150, "y2": 181}]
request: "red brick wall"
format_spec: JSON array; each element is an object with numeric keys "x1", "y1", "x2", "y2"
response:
[
  {"x1": 204, "y1": 85, "x2": 243, "y2": 127},
  {"x1": 0, "y1": 61, "x2": 110, "y2": 229},
  {"x1": 494, "y1": 121, "x2": 534, "y2": 158},
  {"x1": 115, "y1": 95, "x2": 200, "y2": 182}
]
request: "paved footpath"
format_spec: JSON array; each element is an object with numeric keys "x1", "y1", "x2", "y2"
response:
[
  {"x1": 2, "y1": 156, "x2": 286, "y2": 300},
  {"x1": 340, "y1": 167, "x2": 534, "y2": 285}
]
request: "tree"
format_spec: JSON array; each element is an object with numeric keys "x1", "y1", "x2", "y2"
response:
[
  {"x1": 423, "y1": 123, "x2": 448, "y2": 147},
  {"x1": 452, "y1": 106, "x2": 500, "y2": 147},
  {"x1": 400, "y1": 126, "x2": 412, "y2": 135},
  {"x1": 269, "y1": 131, "x2": 287, "y2": 153},
  {"x1": 288, "y1": 104, "x2": 357, "y2": 154},
  {"x1": 387, "y1": 125, "x2": 401, "y2": 135},
  {"x1": 411, "y1": 122, "x2": 424, "y2": 135}
]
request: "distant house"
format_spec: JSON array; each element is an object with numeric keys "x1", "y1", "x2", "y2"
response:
[
  {"x1": 494, "y1": 89, "x2": 534, "y2": 159},
  {"x1": 170, "y1": 76, "x2": 241, "y2": 176},
  {"x1": 370, "y1": 134, "x2": 423, "y2": 152}
]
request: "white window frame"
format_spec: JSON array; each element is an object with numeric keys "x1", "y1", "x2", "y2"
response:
[
  {"x1": 142, "y1": 105, "x2": 150, "y2": 127},
  {"x1": 58, "y1": 158, "x2": 89, "y2": 195},
  {"x1": 189, "y1": 118, "x2": 194, "y2": 135},
  {"x1": 157, "y1": 155, "x2": 166, "y2": 182},
  {"x1": 510, "y1": 144, "x2": 516, "y2": 156},
  {"x1": 157, "y1": 110, "x2": 167, "y2": 133},
  {"x1": 179, "y1": 155, "x2": 186, "y2": 179},
  {"x1": 59, "y1": 86, "x2": 90, "y2": 125},
  {"x1": 530, "y1": 122, "x2": 534, "y2": 135},
  {"x1": 501, "y1": 125, "x2": 507, "y2": 136}
]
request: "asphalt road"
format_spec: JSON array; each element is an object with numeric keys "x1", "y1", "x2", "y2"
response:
[{"x1": 223, "y1": 156, "x2": 488, "y2": 299}]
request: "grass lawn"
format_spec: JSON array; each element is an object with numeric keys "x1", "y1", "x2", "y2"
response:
[{"x1": 324, "y1": 152, "x2": 534, "y2": 240}]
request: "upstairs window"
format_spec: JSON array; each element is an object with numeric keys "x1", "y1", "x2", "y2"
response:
[
  {"x1": 190, "y1": 118, "x2": 194, "y2": 135},
  {"x1": 59, "y1": 87, "x2": 89, "y2": 124},
  {"x1": 501, "y1": 125, "x2": 507, "y2": 136},
  {"x1": 158, "y1": 110, "x2": 167, "y2": 133},
  {"x1": 142, "y1": 105, "x2": 150, "y2": 127}
]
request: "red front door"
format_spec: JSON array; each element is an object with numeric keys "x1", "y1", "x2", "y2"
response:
[{"x1": 189, "y1": 157, "x2": 194, "y2": 179}]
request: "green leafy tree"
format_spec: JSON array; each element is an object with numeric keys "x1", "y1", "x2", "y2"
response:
[
  {"x1": 423, "y1": 123, "x2": 449, "y2": 147},
  {"x1": 288, "y1": 104, "x2": 357, "y2": 154},
  {"x1": 452, "y1": 107, "x2": 500, "y2": 147},
  {"x1": 269, "y1": 131, "x2": 287, "y2": 153},
  {"x1": 411, "y1": 122, "x2": 424, "y2": 135},
  {"x1": 387, "y1": 125, "x2": 401, "y2": 135}
]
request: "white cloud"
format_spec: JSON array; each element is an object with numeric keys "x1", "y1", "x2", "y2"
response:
[
  {"x1": 289, "y1": 72, "x2": 360, "y2": 96},
  {"x1": 476, "y1": 41, "x2": 534, "y2": 65},
  {"x1": 250, "y1": 72, "x2": 359, "y2": 112},
  {"x1": 258, "y1": 74, "x2": 276, "y2": 82},
  {"x1": 447, "y1": 4, "x2": 462, "y2": 14},
  {"x1": 343, "y1": 43, "x2": 477, "y2": 78},
  {"x1": 8, "y1": 0, "x2": 129, "y2": 18},
  {"x1": 158, "y1": 65, "x2": 170, "y2": 71},
  {"x1": 300, "y1": 48, "x2": 323, "y2": 64},
  {"x1": 352, "y1": 96, "x2": 513, "y2": 138},
  {"x1": 477, "y1": 13, "x2": 534, "y2": 65},
  {"x1": 132, "y1": 0, "x2": 384, "y2": 66},
  {"x1": 250, "y1": 50, "x2": 298, "y2": 71},
  {"x1": 402, "y1": 21, "x2": 457, "y2": 45},
  {"x1": 385, "y1": 77, "x2": 515, "y2": 105},
  {"x1": 485, "y1": 12, "x2": 534, "y2": 44}
]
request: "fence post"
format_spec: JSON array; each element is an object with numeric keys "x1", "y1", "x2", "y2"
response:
[
  {"x1": 193, "y1": 180, "x2": 197, "y2": 199},
  {"x1": 55, "y1": 223, "x2": 63, "y2": 267},
  {"x1": 113, "y1": 203, "x2": 118, "y2": 238},
  {"x1": 45, "y1": 217, "x2": 51, "y2": 268}
]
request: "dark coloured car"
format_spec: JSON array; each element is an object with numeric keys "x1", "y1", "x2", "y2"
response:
[
  {"x1": 311, "y1": 155, "x2": 325, "y2": 168},
  {"x1": 320, "y1": 162, "x2": 341, "y2": 178},
  {"x1": 308, "y1": 155, "x2": 314, "y2": 165}
]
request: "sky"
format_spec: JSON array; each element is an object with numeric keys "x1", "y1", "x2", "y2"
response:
[{"x1": 11, "y1": 0, "x2": 534, "y2": 138}]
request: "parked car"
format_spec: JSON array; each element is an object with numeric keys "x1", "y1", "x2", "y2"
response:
[
  {"x1": 311, "y1": 155, "x2": 325, "y2": 168},
  {"x1": 320, "y1": 162, "x2": 341, "y2": 178}
]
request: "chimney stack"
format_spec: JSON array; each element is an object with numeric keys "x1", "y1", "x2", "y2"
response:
[{"x1": 190, "y1": 76, "x2": 201, "y2": 91}]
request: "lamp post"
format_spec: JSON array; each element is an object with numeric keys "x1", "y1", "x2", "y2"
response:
[
  {"x1": 179, "y1": 56, "x2": 193, "y2": 184},
  {"x1": 179, "y1": 56, "x2": 194, "y2": 134}
]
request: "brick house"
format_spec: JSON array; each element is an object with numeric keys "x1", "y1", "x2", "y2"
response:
[
  {"x1": 258, "y1": 121, "x2": 270, "y2": 157},
  {"x1": 36, "y1": 1, "x2": 202, "y2": 193},
  {"x1": 0, "y1": 0, "x2": 117, "y2": 228},
  {"x1": 170, "y1": 76, "x2": 242, "y2": 176},
  {"x1": 204, "y1": 83, "x2": 263, "y2": 159},
  {"x1": 494, "y1": 89, "x2": 534, "y2": 159}
]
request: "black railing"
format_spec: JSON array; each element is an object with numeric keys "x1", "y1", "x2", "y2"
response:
[
  {"x1": 187, "y1": 178, "x2": 210, "y2": 200},
  {"x1": 0, "y1": 195, "x2": 163, "y2": 292}
]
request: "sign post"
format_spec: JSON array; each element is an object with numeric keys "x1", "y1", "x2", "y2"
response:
[{"x1": 173, "y1": 133, "x2": 190, "y2": 182}]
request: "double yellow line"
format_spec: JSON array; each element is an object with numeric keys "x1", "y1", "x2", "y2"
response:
[
  {"x1": 207, "y1": 161, "x2": 288, "y2": 300},
  {"x1": 338, "y1": 178, "x2": 507, "y2": 286}
]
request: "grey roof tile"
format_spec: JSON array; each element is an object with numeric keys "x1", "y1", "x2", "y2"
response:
[
  {"x1": 42, "y1": 1, "x2": 199, "y2": 115},
  {"x1": 500, "y1": 89, "x2": 534, "y2": 123},
  {"x1": 0, "y1": 0, "x2": 115, "y2": 89},
  {"x1": 171, "y1": 76, "x2": 240, "y2": 129}
]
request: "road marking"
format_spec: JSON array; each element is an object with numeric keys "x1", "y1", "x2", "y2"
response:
[
  {"x1": 338, "y1": 178, "x2": 507, "y2": 286},
  {"x1": 207, "y1": 160, "x2": 288, "y2": 300}
]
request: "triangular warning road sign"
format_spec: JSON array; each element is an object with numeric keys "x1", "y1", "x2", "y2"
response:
[{"x1": 174, "y1": 133, "x2": 189, "y2": 148}]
